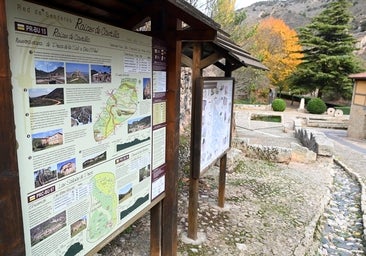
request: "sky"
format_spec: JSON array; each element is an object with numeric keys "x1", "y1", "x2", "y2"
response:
[
  {"x1": 35, "y1": 60, "x2": 64, "y2": 72},
  {"x1": 235, "y1": 0, "x2": 265, "y2": 9},
  {"x1": 197, "y1": 0, "x2": 268, "y2": 12}
]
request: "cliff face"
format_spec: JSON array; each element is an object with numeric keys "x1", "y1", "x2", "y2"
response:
[{"x1": 241, "y1": 0, "x2": 366, "y2": 60}]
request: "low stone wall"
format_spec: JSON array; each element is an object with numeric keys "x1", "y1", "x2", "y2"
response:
[
  {"x1": 245, "y1": 144, "x2": 292, "y2": 163},
  {"x1": 234, "y1": 104, "x2": 270, "y2": 111},
  {"x1": 232, "y1": 138, "x2": 317, "y2": 164},
  {"x1": 231, "y1": 128, "x2": 335, "y2": 164},
  {"x1": 295, "y1": 128, "x2": 334, "y2": 157},
  {"x1": 306, "y1": 116, "x2": 349, "y2": 129}
]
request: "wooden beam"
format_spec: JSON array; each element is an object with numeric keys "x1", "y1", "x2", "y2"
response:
[
  {"x1": 218, "y1": 69, "x2": 232, "y2": 208},
  {"x1": 175, "y1": 29, "x2": 216, "y2": 41},
  {"x1": 188, "y1": 43, "x2": 202, "y2": 240},
  {"x1": 214, "y1": 61, "x2": 226, "y2": 71},
  {"x1": 218, "y1": 154, "x2": 227, "y2": 208},
  {"x1": 199, "y1": 52, "x2": 222, "y2": 69},
  {"x1": 166, "y1": 0, "x2": 220, "y2": 32},
  {"x1": 161, "y1": 16, "x2": 181, "y2": 256},
  {"x1": 0, "y1": 0, "x2": 25, "y2": 255},
  {"x1": 224, "y1": 62, "x2": 233, "y2": 77},
  {"x1": 142, "y1": 29, "x2": 217, "y2": 42},
  {"x1": 188, "y1": 178, "x2": 199, "y2": 239},
  {"x1": 181, "y1": 54, "x2": 192, "y2": 67},
  {"x1": 150, "y1": 202, "x2": 162, "y2": 255},
  {"x1": 190, "y1": 43, "x2": 202, "y2": 180}
]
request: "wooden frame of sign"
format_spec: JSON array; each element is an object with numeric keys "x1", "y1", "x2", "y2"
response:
[
  {"x1": 188, "y1": 77, "x2": 234, "y2": 239},
  {"x1": 0, "y1": 0, "x2": 219, "y2": 255}
]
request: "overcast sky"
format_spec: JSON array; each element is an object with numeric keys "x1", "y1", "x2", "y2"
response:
[
  {"x1": 196, "y1": 0, "x2": 269, "y2": 13},
  {"x1": 235, "y1": 0, "x2": 266, "y2": 9}
]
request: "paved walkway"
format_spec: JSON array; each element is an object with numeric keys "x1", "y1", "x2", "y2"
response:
[
  {"x1": 235, "y1": 106, "x2": 366, "y2": 181},
  {"x1": 281, "y1": 106, "x2": 366, "y2": 183}
]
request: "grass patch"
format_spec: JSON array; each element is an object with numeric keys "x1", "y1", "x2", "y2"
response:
[{"x1": 251, "y1": 114, "x2": 282, "y2": 123}]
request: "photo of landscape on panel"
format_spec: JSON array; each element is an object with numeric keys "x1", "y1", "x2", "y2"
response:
[
  {"x1": 32, "y1": 128, "x2": 63, "y2": 152},
  {"x1": 30, "y1": 211, "x2": 66, "y2": 246},
  {"x1": 29, "y1": 88, "x2": 64, "y2": 107},
  {"x1": 66, "y1": 63, "x2": 89, "y2": 84},
  {"x1": 71, "y1": 105, "x2": 92, "y2": 127},
  {"x1": 34, "y1": 165, "x2": 57, "y2": 188},
  {"x1": 91, "y1": 64, "x2": 111, "y2": 83},
  {"x1": 35, "y1": 60, "x2": 65, "y2": 84}
]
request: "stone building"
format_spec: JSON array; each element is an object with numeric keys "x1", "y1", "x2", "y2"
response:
[{"x1": 348, "y1": 72, "x2": 366, "y2": 139}]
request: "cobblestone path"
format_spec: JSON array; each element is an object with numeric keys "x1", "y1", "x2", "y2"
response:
[{"x1": 316, "y1": 164, "x2": 366, "y2": 255}]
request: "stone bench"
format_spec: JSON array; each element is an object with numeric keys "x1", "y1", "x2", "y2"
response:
[{"x1": 306, "y1": 116, "x2": 349, "y2": 129}]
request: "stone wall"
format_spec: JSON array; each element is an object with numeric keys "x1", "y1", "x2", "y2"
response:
[
  {"x1": 179, "y1": 66, "x2": 225, "y2": 134},
  {"x1": 180, "y1": 67, "x2": 193, "y2": 134},
  {"x1": 231, "y1": 128, "x2": 335, "y2": 165},
  {"x1": 348, "y1": 104, "x2": 366, "y2": 139},
  {"x1": 232, "y1": 138, "x2": 317, "y2": 164},
  {"x1": 295, "y1": 128, "x2": 334, "y2": 157}
]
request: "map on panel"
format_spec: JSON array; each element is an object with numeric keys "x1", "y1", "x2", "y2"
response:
[
  {"x1": 88, "y1": 172, "x2": 117, "y2": 242},
  {"x1": 6, "y1": 0, "x2": 153, "y2": 254},
  {"x1": 94, "y1": 78, "x2": 138, "y2": 141},
  {"x1": 200, "y1": 79, "x2": 233, "y2": 172}
]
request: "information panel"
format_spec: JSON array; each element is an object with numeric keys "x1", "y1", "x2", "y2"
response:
[
  {"x1": 151, "y1": 39, "x2": 167, "y2": 199},
  {"x1": 200, "y1": 78, "x2": 234, "y2": 172},
  {"x1": 6, "y1": 0, "x2": 155, "y2": 255}
]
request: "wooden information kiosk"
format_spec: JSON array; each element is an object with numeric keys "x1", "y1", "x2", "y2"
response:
[
  {"x1": 0, "y1": 1, "x2": 266, "y2": 254},
  {"x1": 0, "y1": 0, "x2": 219, "y2": 255}
]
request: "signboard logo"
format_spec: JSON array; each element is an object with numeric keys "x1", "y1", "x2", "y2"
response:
[{"x1": 15, "y1": 21, "x2": 47, "y2": 35}]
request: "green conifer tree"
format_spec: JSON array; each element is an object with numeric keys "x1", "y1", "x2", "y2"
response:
[{"x1": 289, "y1": 0, "x2": 364, "y2": 100}]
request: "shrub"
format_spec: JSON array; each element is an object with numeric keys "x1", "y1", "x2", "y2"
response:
[
  {"x1": 306, "y1": 98, "x2": 327, "y2": 114},
  {"x1": 335, "y1": 106, "x2": 350, "y2": 115},
  {"x1": 271, "y1": 98, "x2": 286, "y2": 112}
]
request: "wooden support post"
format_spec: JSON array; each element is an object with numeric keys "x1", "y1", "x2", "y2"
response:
[
  {"x1": 187, "y1": 43, "x2": 202, "y2": 240},
  {"x1": 150, "y1": 202, "x2": 162, "y2": 255},
  {"x1": 218, "y1": 63, "x2": 232, "y2": 208},
  {"x1": 187, "y1": 178, "x2": 199, "y2": 239},
  {"x1": 161, "y1": 18, "x2": 181, "y2": 256},
  {"x1": 218, "y1": 154, "x2": 227, "y2": 208}
]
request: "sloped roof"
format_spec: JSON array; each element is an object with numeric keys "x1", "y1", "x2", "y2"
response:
[
  {"x1": 215, "y1": 33, "x2": 268, "y2": 70},
  {"x1": 26, "y1": 0, "x2": 220, "y2": 37},
  {"x1": 182, "y1": 32, "x2": 268, "y2": 71},
  {"x1": 27, "y1": 0, "x2": 266, "y2": 70},
  {"x1": 349, "y1": 72, "x2": 366, "y2": 80}
]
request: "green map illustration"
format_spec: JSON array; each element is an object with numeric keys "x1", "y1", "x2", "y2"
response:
[
  {"x1": 94, "y1": 78, "x2": 138, "y2": 141},
  {"x1": 87, "y1": 172, "x2": 117, "y2": 242}
]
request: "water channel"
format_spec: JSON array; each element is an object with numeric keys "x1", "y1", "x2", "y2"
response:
[{"x1": 316, "y1": 163, "x2": 366, "y2": 255}]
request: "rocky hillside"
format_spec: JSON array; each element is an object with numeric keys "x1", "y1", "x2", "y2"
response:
[{"x1": 240, "y1": 0, "x2": 366, "y2": 60}]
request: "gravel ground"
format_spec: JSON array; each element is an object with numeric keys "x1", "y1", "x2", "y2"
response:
[
  {"x1": 177, "y1": 157, "x2": 333, "y2": 256},
  {"x1": 97, "y1": 155, "x2": 333, "y2": 256}
]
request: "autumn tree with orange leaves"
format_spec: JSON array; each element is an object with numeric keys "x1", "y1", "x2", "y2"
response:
[{"x1": 250, "y1": 17, "x2": 303, "y2": 95}]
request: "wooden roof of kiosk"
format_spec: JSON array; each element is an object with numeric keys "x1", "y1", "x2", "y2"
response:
[
  {"x1": 182, "y1": 32, "x2": 268, "y2": 72},
  {"x1": 0, "y1": 0, "x2": 265, "y2": 255},
  {"x1": 349, "y1": 72, "x2": 366, "y2": 80}
]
